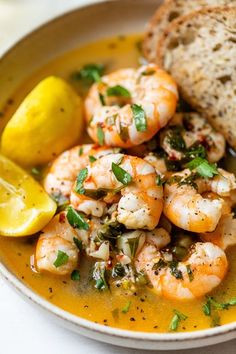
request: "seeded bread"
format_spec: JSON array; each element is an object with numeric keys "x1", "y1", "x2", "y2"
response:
[
  {"x1": 156, "y1": 7, "x2": 236, "y2": 149},
  {"x1": 143, "y1": 0, "x2": 235, "y2": 62}
]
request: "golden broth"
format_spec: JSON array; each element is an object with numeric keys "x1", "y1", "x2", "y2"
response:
[{"x1": 0, "y1": 34, "x2": 236, "y2": 333}]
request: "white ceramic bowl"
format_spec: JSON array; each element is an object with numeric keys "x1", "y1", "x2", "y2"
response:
[{"x1": 0, "y1": 0, "x2": 236, "y2": 350}]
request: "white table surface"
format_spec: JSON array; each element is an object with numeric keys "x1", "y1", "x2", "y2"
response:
[{"x1": 0, "y1": 1, "x2": 235, "y2": 353}]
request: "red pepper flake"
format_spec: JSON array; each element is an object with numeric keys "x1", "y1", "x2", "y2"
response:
[{"x1": 59, "y1": 212, "x2": 66, "y2": 223}]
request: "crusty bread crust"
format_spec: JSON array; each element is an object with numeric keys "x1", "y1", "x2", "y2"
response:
[
  {"x1": 156, "y1": 6, "x2": 236, "y2": 148},
  {"x1": 143, "y1": 0, "x2": 235, "y2": 62},
  {"x1": 143, "y1": 0, "x2": 173, "y2": 61}
]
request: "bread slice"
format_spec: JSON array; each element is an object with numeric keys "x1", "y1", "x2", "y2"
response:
[
  {"x1": 143, "y1": 0, "x2": 235, "y2": 62},
  {"x1": 156, "y1": 7, "x2": 236, "y2": 149}
]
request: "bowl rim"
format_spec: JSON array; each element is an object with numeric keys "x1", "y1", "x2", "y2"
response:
[{"x1": 0, "y1": 0, "x2": 236, "y2": 344}]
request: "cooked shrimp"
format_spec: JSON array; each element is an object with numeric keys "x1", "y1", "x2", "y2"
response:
[
  {"x1": 161, "y1": 112, "x2": 225, "y2": 163},
  {"x1": 144, "y1": 153, "x2": 168, "y2": 176},
  {"x1": 35, "y1": 212, "x2": 82, "y2": 275},
  {"x1": 164, "y1": 168, "x2": 236, "y2": 233},
  {"x1": 200, "y1": 213, "x2": 236, "y2": 250},
  {"x1": 44, "y1": 144, "x2": 118, "y2": 198},
  {"x1": 71, "y1": 153, "x2": 163, "y2": 230},
  {"x1": 135, "y1": 242, "x2": 228, "y2": 301},
  {"x1": 85, "y1": 64, "x2": 178, "y2": 148}
]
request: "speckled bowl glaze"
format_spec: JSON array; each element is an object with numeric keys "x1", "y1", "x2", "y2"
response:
[{"x1": 0, "y1": 0, "x2": 236, "y2": 350}]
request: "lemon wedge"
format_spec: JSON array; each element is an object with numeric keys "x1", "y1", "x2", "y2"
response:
[
  {"x1": 0, "y1": 154, "x2": 56, "y2": 236},
  {"x1": 1, "y1": 76, "x2": 83, "y2": 167}
]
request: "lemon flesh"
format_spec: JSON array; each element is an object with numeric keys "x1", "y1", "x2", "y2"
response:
[
  {"x1": 1, "y1": 76, "x2": 83, "y2": 167},
  {"x1": 0, "y1": 154, "x2": 56, "y2": 236}
]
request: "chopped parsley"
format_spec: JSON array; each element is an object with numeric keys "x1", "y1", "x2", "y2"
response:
[
  {"x1": 89, "y1": 155, "x2": 97, "y2": 163},
  {"x1": 186, "y1": 265, "x2": 194, "y2": 282},
  {"x1": 74, "y1": 168, "x2": 88, "y2": 194},
  {"x1": 122, "y1": 300, "x2": 131, "y2": 314},
  {"x1": 169, "y1": 261, "x2": 183, "y2": 280},
  {"x1": 73, "y1": 237, "x2": 83, "y2": 251},
  {"x1": 66, "y1": 206, "x2": 89, "y2": 230},
  {"x1": 202, "y1": 296, "x2": 236, "y2": 327},
  {"x1": 169, "y1": 310, "x2": 187, "y2": 331},
  {"x1": 112, "y1": 162, "x2": 132, "y2": 185},
  {"x1": 178, "y1": 172, "x2": 198, "y2": 190},
  {"x1": 92, "y1": 262, "x2": 109, "y2": 290},
  {"x1": 99, "y1": 93, "x2": 106, "y2": 106},
  {"x1": 53, "y1": 250, "x2": 69, "y2": 268},
  {"x1": 167, "y1": 127, "x2": 186, "y2": 152},
  {"x1": 127, "y1": 236, "x2": 139, "y2": 258},
  {"x1": 187, "y1": 157, "x2": 218, "y2": 178},
  {"x1": 73, "y1": 63, "x2": 105, "y2": 83},
  {"x1": 112, "y1": 263, "x2": 126, "y2": 277},
  {"x1": 203, "y1": 299, "x2": 212, "y2": 316},
  {"x1": 131, "y1": 103, "x2": 147, "y2": 132},
  {"x1": 152, "y1": 259, "x2": 167, "y2": 272},
  {"x1": 156, "y1": 174, "x2": 165, "y2": 186},
  {"x1": 97, "y1": 125, "x2": 105, "y2": 145},
  {"x1": 71, "y1": 270, "x2": 80, "y2": 281},
  {"x1": 78, "y1": 147, "x2": 83, "y2": 156},
  {"x1": 204, "y1": 296, "x2": 236, "y2": 311},
  {"x1": 106, "y1": 85, "x2": 131, "y2": 98},
  {"x1": 185, "y1": 144, "x2": 206, "y2": 159}
]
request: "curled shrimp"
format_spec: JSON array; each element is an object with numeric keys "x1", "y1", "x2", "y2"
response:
[
  {"x1": 164, "y1": 168, "x2": 236, "y2": 233},
  {"x1": 71, "y1": 153, "x2": 164, "y2": 230},
  {"x1": 135, "y1": 242, "x2": 228, "y2": 301},
  {"x1": 161, "y1": 112, "x2": 225, "y2": 163},
  {"x1": 85, "y1": 64, "x2": 178, "y2": 148},
  {"x1": 200, "y1": 213, "x2": 236, "y2": 250},
  {"x1": 44, "y1": 144, "x2": 119, "y2": 198},
  {"x1": 35, "y1": 212, "x2": 82, "y2": 275}
]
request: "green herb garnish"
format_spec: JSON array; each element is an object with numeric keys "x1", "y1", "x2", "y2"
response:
[
  {"x1": 78, "y1": 147, "x2": 83, "y2": 156},
  {"x1": 203, "y1": 299, "x2": 211, "y2": 316},
  {"x1": 167, "y1": 127, "x2": 186, "y2": 152},
  {"x1": 89, "y1": 155, "x2": 97, "y2": 163},
  {"x1": 71, "y1": 270, "x2": 80, "y2": 281},
  {"x1": 185, "y1": 144, "x2": 206, "y2": 159},
  {"x1": 206, "y1": 296, "x2": 236, "y2": 311},
  {"x1": 99, "y1": 92, "x2": 106, "y2": 106},
  {"x1": 73, "y1": 237, "x2": 83, "y2": 251},
  {"x1": 67, "y1": 206, "x2": 89, "y2": 230},
  {"x1": 186, "y1": 265, "x2": 194, "y2": 282},
  {"x1": 131, "y1": 103, "x2": 147, "y2": 132},
  {"x1": 122, "y1": 300, "x2": 131, "y2": 314},
  {"x1": 53, "y1": 250, "x2": 69, "y2": 268},
  {"x1": 187, "y1": 157, "x2": 218, "y2": 178},
  {"x1": 107, "y1": 85, "x2": 131, "y2": 98},
  {"x1": 73, "y1": 63, "x2": 104, "y2": 83},
  {"x1": 169, "y1": 310, "x2": 188, "y2": 331},
  {"x1": 152, "y1": 259, "x2": 167, "y2": 272},
  {"x1": 156, "y1": 175, "x2": 165, "y2": 186},
  {"x1": 97, "y1": 125, "x2": 105, "y2": 145},
  {"x1": 93, "y1": 262, "x2": 109, "y2": 290},
  {"x1": 112, "y1": 263, "x2": 126, "y2": 277},
  {"x1": 169, "y1": 261, "x2": 183, "y2": 280},
  {"x1": 112, "y1": 162, "x2": 132, "y2": 185},
  {"x1": 75, "y1": 168, "x2": 88, "y2": 194}
]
